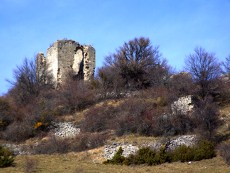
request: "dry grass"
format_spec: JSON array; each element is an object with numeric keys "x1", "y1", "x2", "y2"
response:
[
  {"x1": 73, "y1": 99, "x2": 126, "y2": 124},
  {"x1": 218, "y1": 105, "x2": 230, "y2": 137},
  {"x1": 107, "y1": 134, "x2": 160, "y2": 146},
  {"x1": 1, "y1": 99, "x2": 230, "y2": 172},
  {"x1": 0, "y1": 153, "x2": 229, "y2": 173}
]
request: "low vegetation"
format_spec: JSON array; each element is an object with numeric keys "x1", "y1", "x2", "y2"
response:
[
  {"x1": 0, "y1": 145, "x2": 14, "y2": 168},
  {"x1": 218, "y1": 142, "x2": 230, "y2": 165},
  {"x1": 0, "y1": 37, "x2": 230, "y2": 171},
  {"x1": 104, "y1": 140, "x2": 216, "y2": 166},
  {"x1": 33, "y1": 133, "x2": 107, "y2": 154}
]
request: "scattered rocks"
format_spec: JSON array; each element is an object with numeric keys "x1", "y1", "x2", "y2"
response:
[
  {"x1": 103, "y1": 135, "x2": 197, "y2": 159},
  {"x1": 104, "y1": 143, "x2": 139, "y2": 160},
  {"x1": 2, "y1": 143, "x2": 32, "y2": 155},
  {"x1": 165, "y1": 135, "x2": 197, "y2": 151},
  {"x1": 171, "y1": 95, "x2": 194, "y2": 114},
  {"x1": 52, "y1": 122, "x2": 80, "y2": 138}
]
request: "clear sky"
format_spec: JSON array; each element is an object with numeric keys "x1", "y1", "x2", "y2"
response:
[{"x1": 1, "y1": 0, "x2": 230, "y2": 95}]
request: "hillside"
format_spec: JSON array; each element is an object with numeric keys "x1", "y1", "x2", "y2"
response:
[
  {"x1": 1, "y1": 37, "x2": 230, "y2": 172},
  {"x1": 0, "y1": 97, "x2": 230, "y2": 173}
]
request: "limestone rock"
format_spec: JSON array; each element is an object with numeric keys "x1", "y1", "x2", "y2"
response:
[
  {"x1": 171, "y1": 95, "x2": 194, "y2": 115},
  {"x1": 52, "y1": 122, "x2": 80, "y2": 138}
]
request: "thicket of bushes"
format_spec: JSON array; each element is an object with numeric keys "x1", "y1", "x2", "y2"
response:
[
  {"x1": 33, "y1": 133, "x2": 107, "y2": 154},
  {"x1": 81, "y1": 93, "x2": 220, "y2": 140},
  {"x1": 0, "y1": 79, "x2": 97, "y2": 142},
  {"x1": 104, "y1": 140, "x2": 216, "y2": 165}
]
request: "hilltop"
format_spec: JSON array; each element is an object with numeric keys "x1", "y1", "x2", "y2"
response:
[{"x1": 0, "y1": 37, "x2": 230, "y2": 172}]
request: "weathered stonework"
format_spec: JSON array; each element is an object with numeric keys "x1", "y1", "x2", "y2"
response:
[{"x1": 37, "y1": 39, "x2": 95, "y2": 86}]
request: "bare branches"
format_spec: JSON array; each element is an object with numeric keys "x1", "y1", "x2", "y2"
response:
[
  {"x1": 185, "y1": 47, "x2": 222, "y2": 98},
  {"x1": 102, "y1": 37, "x2": 169, "y2": 90},
  {"x1": 7, "y1": 56, "x2": 54, "y2": 105},
  {"x1": 223, "y1": 55, "x2": 230, "y2": 75}
]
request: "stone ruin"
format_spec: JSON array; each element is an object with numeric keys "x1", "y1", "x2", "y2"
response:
[{"x1": 36, "y1": 39, "x2": 95, "y2": 86}]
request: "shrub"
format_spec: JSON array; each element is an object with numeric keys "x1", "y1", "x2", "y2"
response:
[
  {"x1": 171, "y1": 145, "x2": 194, "y2": 162},
  {"x1": 171, "y1": 140, "x2": 215, "y2": 162},
  {"x1": 193, "y1": 140, "x2": 216, "y2": 161},
  {"x1": 105, "y1": 140, "x2": 215, "y2": 166},
  {"x1": 3, "y1": 117, "x2": 35, "y2": 142},
  {"x1": 81, "y1": 104, "x2": 119, "y2": 133},
  {"x1": 59, "y1": 80, "x2": 96, "y2": 114},
  {"x1": 34, "y1": 133, "x2": 107, "y2": 154},
  {"x1": 125, "y1": 147, "x2": 157, "y2": 165},
  {"x1": 33, "y1": 108, "x2": 54, "y2": 132},
  {"x1": 81, "y1": 96, "x2": 195, "y2": 137},
  {"x1": 0, "y1": 145, "x2": 14, "y2": 168},
  {"x1": 0, "y1": 98, "x2": 13, "y2": 131},
  {"x1": 218, "y1": 142, "x2": 230, "y2": 165},
  {"x1": 71, "y1": 133, "x2": 108, "y2": 152},
  {"x1": 34, "y1": 135, "x2": 70, "y2": 154},
  {"x1": 153, "y1": 145, "x2": 171, "y2": 164},
  {"x1": 192, "y1": 97, "x2": 221, "y2": 140},
  {"x1": 104, "y1": 147, "x2": 125, "y2": 165},
  {"x1": 105, "y1": 146, "x2": 170, "y2": 166}
]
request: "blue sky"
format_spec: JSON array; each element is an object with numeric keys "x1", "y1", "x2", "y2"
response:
[{"x1": 0, "y1": 0, "x2": 230, "y2": 95}]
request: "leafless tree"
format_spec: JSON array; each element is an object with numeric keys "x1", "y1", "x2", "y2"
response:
[
  {"x1": 7, "y1": 56, "x2": 54, "y2": 105},
  {"x1": 223, "y1": 55, "x2": 230, "y2": 75},
  {"x1": 185, "y1": 47, "x2": 222, "y2": 99},
  {"x1": 103, "y1": 37, "x2": 170, "y2": 90}
]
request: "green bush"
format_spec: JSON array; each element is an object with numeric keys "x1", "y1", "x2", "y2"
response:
[
  {"x1": 104, "y1": 147, "x2": 125, "y2": 164},
  {"x1": 105, "y1": 140, "x2": 216, "y2": 166},
  {"x1": 124, "y1": 147, "x2": 157, "y2": 165},
  {"x1": 171, "y1": 140, "x2": 215, "y2": 162},
  {"x1": 171, "y1": 145, "x2": 194, "y2": 162},
  {"x1": 153, "y1": 145, "x2": 171, "y2": 165},
  {"x1": 0, "y1": 145, "x2": 14, "y2": 168},
  {"x1": 105, "y1": 146, "x2": 170, "y2": 166},
  {"x1": 193, "y1": 140, "x2": 216, "y2": 161}
]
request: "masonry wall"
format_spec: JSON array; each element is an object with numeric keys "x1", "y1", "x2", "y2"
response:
[
  {"x1": 38, "y1": 39, "x2": 95, "y2": 86},
  {"x1": 83, "y1": 46, "x2": 95, "y2": 81},
  {"x1": 47, "y1": 42, "x2": 59, "y2": 83}
]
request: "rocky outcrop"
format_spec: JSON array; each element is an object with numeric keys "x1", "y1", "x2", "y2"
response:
[
  {"x1": 104, "y1": 143, "x2": 139, "y2": 160},
  {"x1": 103, "y1": 135, "x2": 197, "y2": 159},
  {"x1": 171, "y1": 95, "x2": 194, "y2": 114},
  {"x1": 52, "y1": 122, "x2": 80, "y2": 138},
  {"x1": 165, "y1": 135, "x2": 197, "y2": 151}
]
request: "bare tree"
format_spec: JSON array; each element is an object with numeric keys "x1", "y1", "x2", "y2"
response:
[
  {"x1": 103, "y1": 37, "x2": 170, "y2": 90},
  {"x1": 185, "y1": 47, "x2": 222, "y2": 99},
  {"x1": 192, "y1": 97, "x2": 221, "y2": 140},
  {"x1": 7, "y1": 56, "x2": 54, "y2": 105},
  {"x1": 223, "y1": 55, "x2": 230, "y2": 75}
]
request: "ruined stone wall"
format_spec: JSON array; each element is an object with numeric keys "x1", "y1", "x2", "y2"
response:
[
  {"x1": 36, "y1": 52, "x2": 46, "y2": 75},
  {"x1": 37, "y1": 39, "x2": 95, "y2": 86},
  {"x1": 46, "y1": 42, "x2": 59, "y2": 83},
  {"x1": 83, "y1": 46, "x2": 95, "y2": 81}
]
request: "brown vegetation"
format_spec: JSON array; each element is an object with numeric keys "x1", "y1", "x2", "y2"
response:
[{"x1": 0, "y1": 37, "x2": 229, "y2": 171}]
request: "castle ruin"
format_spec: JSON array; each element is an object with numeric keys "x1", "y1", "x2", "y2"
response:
[{"x1": 36, "y1": 39, "x2": 95, "y2": 86}]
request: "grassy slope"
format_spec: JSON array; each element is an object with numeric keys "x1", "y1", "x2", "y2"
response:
[
  {"x1": 1, "y1": 100, "x2": 230, "y2": 173},
  {"x1": 1, "y1": 153, "x2": 229, "y2": 173}
]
